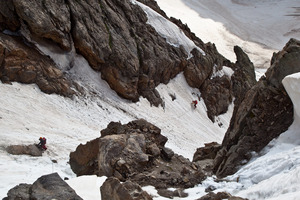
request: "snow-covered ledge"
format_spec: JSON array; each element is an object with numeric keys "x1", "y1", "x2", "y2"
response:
[{"x1": 282, "y1": 72, "x2": 300, "y2": 125}]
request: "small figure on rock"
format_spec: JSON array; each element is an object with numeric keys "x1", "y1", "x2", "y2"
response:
[
  {"x1": 192, "y1": 100, "x2": 198, "y2": 109},
  {"x1": 38, "y1": 137, "x2": 47, "y2": 150}
]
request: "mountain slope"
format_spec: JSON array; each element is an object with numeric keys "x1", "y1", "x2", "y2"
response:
[{"x1": 1, "y1": 0, "x2": 300, "y2": 199}]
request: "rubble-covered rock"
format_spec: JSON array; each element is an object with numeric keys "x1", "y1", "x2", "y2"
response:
[{"x1": 70, "y1": 119, "x2": 206, "y2": 189}]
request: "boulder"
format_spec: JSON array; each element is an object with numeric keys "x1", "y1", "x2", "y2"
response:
[
  {"x1": 100, "y1": 177, "x2": 152, "y2": 200},
  {"x1": 70, "y1": 119, "x2": 206, "y2": 189},
  {"x1": 6, "y1": 144, "x2": 42, "y2": 157},
  {"x1": 98, "y1": 133, "x2": 149, "y2": 178},
  {"x1": 69, "y1": 138, "x2": 99, "y2": 176},
  {"x1": 4, "y1": 173, "x2": 83, "y2": 200},
  {"x1": 213, "y1": 38, "x2": 300, "y2": 178},
  {"x1": 193, "y1": 142, "x2": 222, "y2": 162},
  {"x1": 4, "y1": 184, "x2": 31, "y2": 200}
]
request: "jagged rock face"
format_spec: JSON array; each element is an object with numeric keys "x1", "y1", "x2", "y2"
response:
[
  {"x1": 213, "y1": 39, "x2": 300, "y2": 178},
  {"x1": 70, "y1": 119, "x2": 206, "y2": 189},
  {"x1": 13, "y1": 0, "x2": 72, "y2": 50},
  {"x1": 0, "y1": 0, "x2": 191, "y2": 105},
  {"x1": 5, "y1": 173, "x2": 83, "y2": 200},
  {"x1": 0, "y1": 1, "x2": 20, "y2": 32},
  {"x1": 100, "y1": 177, "x2": 153, "y2": 200},
  {"x1": 0, "y1": 33, "x2": 74, "y2": 96},
  {"x1": 231, "y1": 45, "x2": 257, "y2": 106},
  {"x1": 200, "y1": 75, "x2": 233, "y2": 121},
  {"x1": 0, "y1": 0, "x2": 251, "y2": 115},
  {"x1": 6, "y1": 144, "x2": 42, "y2": 157}
]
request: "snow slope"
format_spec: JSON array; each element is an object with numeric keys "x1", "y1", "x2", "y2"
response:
[
  {"x1": 1, "y1": 0, "x2": 300, "y2": 199},
  {"x1": 0, "y1": 51, "x2": 231, "y2": 198},
  {"x1": 155, "y1": 0, "x2": 300, "y2": 70}
]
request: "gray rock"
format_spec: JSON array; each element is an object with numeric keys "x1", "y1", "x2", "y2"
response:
[
  {"x1": 4, "y1": 173, "x2": 83, "y2": 200},
  {"x1": 30, "y1": 173, "x2": 83, "y2": 200},
  {"x1": 6, "y1": 144, "x2": 42, "y2": 157},
  {"x1": 5, "y1": 184, "x2": 31, "y2": 200}
]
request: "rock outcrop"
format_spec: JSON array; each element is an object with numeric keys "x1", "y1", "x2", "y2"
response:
[
  {"x1": 0, "y1": 0, "x2": 256, "y2": 121},
  {"x1": 4, "y1": 173, "x2": 82, "y2": 200},
  {"x1": 213, "y1": 38, "x2": 300, "y2": 178},
  {"x1": 6, "y1": 144, "x2": 43, "y2": 157},
  {"x1": 70, "y1": 119, "x2": 205, "y2": 189},
  {"x1": 0, "y1": 33, "x2": 74, "y2": 96},
  {"x1": 101, "y1": 177, "x2": 153, "y2": 200}
]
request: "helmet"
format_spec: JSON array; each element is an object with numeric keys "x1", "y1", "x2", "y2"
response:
[{"x1": 40, "y1": 137, "x2": 42, "y2": 139}]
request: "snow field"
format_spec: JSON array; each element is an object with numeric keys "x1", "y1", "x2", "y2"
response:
[
  {"x1": 155, "y1": 0, "x2": 300, "y2": 69},
  {"x1": 0, "y1": 51, "x2": 231, "y2": 199}
]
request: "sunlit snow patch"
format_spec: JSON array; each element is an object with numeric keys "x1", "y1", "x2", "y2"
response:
[
  {"x1": 211, "y1": 65, "x2": 234, "y2": 79},
  {"x1": 131, "y1": 0, "x2": 205, "y2": 58},
  {"x1": 66, "y1": 175, "x2": 107, "y2": 200}
]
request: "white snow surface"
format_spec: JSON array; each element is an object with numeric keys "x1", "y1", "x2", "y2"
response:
[
  {"x1": 0, "y1": 50, "x2": 230, "y2": 199},
  {"x1": 132, "y1": 0, "x2": 205, "y2": 57},
  {"x1": 1, "y1": 0, "x2": 300, "y2": 200},
  {"x1": 155, "y1": 0, "x2": 300, "y2": 69}
]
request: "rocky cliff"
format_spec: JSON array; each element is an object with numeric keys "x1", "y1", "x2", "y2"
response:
[
  {"x1": 0, "y1": 0, "x2": 255, "y2": 121},
  {"x1": 213, "y1": 38, "x2": 300, "y2": 178}
]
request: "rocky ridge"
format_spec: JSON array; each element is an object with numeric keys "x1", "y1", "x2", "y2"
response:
[
  {"x1": 0, "y1": 0, "x2": 256, "y2": 121},
  {"x1": 212, "y1": 38, "x2": 300, "y2": 178}
]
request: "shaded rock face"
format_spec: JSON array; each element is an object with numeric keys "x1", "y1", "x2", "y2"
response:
[
  {"x1": 100, "y1": 177, "x2": 153, "y2": 200},
  {"x1": 213, "y1": 39, "x2": 300, "y2": 178},
  {"x1": 69, "y1": 138, "x2": 99, "y2": 176},
  {"x1": 6, "y1": 144, "x2": 42, "y2": 157},
  {"x1": 4, "y1": 173, "x2": 82, "y2": 200},
  {"x1": 193, "y1": 142, "x2": 221, "y2": 162},
  {"x1": 70, "y1": 119, "x2": 206, "y2": 189},
  {"x1": 0, "y1": 33, "x2": 74, "y2": 96}
]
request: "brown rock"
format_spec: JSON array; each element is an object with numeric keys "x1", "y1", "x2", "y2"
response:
[
  {"x1": 69, "y1": 138, "x2": 99, "y2": 176},
  {"x1": 193, "y1": 142, "x2": 222, "y2": 162},
  {"x1": 101, "y1": 177, "x2": 152, "y2": 200},
  {"x1": 213, "y1": 38, "x2": 300, "y2": 178},
  {"x1": 0, "y1": 33, "x2": 74, "y2": 97}
]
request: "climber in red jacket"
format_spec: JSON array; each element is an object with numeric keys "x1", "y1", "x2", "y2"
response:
[
  {"x1": 38, "y1": 137, "x2": 47, "y2": 150},
  {"x1": 192, "y1": 100, "x2": 198, "y2": 108}
]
